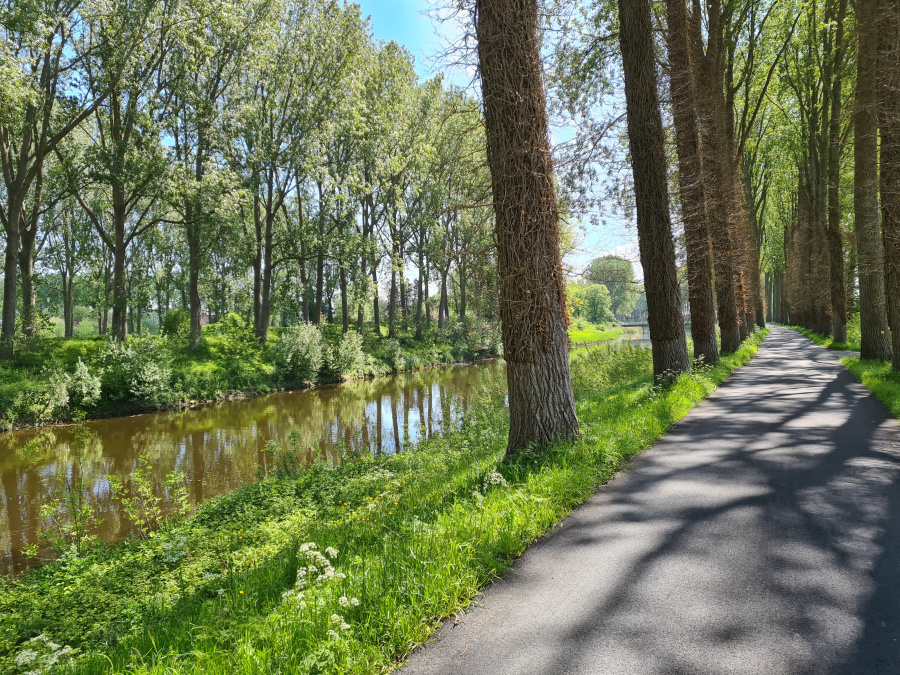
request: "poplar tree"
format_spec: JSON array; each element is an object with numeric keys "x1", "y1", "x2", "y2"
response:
[{"x1": 475, "y1": 0, "x2": 579, "y2": 454}]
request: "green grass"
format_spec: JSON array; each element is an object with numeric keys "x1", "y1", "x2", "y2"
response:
[
  {"x1": 0, "y1": 328, "x2": 767, "y2": 674},
  {"x1": 842, "y1": 358, "x2": 900, "y2": 418},
  {"x1": 567, "y1": 323, "x2": 632, "y2": 345}
]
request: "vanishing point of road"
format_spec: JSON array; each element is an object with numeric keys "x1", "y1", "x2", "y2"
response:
[{"x1": 402, "y1": 326, "x2": 900, "y2": 675}]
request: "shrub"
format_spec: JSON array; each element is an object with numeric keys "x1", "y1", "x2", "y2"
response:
[
  {"x1": 384, "y1": 339, "x2": 404, "y2": 371},
  {"x1": 327, "y1": 331, "x2": 367, "y2": 378},
  {"x1": 272, "y1": 324, "x2": 324, "y2": 384},
  {"x1": 206, "y1": 313, "x2": 260, "y2": 363},
  {"x1": 66, "y1": 359, "x2": 101, "y2": 409},
  {"x1": 160, "y1": 309, "x2": 190, "y2": 342},
  {"x1": 97, "y1": 338, "x2": 173, "y2": 405}
]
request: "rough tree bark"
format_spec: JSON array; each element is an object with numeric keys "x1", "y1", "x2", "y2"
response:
[
  {"x1": 665, "y1": 0, "x2": 719, "y2": 365},
  {"x1": 855, "y1": 0, "x2": 893, "y2": 360},
  {"x1": 475, "y1": 0, "x2": 579, "y2": 454},
  {"x1": 827, "y1": 0, "x2": 849, "y2": 342},
  {"x1": 619, "y1": 0, "x2": 691, "y2": 380},
  {"x1": 689, "y1": 0, "x2": 742, "y2": 353},
  {"x1": 879, "y1": 0, "x2": 900, "y2": 370}
]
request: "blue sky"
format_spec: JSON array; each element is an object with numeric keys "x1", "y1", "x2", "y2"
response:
[
  {"x1": 355, "y1": 0, "x2": 640, "y2": 280},
  {"x1": 356, "y1": 0, "x2": 448, "y2": 79}
]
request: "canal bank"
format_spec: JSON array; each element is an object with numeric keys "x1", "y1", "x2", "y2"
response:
[{"x1": 0, "y1": 330, "x2": 766, "y2": 675}]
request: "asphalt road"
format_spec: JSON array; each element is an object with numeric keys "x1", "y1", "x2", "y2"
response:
[{"x1": 400, "y1": 326, "x2": 900, "y2": 675}]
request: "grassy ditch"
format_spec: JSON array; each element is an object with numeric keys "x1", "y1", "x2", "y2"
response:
[{"x1": 0, "y1": 329, "x2": 767, "y2": 675}]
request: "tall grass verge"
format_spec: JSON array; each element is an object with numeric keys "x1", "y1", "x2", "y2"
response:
[
  {"x1": 842, "y1": 358, "x2": 900, "y2": 417},
  {"x1": 0, "y1": 330, "x2": 768, "y2": 675}
]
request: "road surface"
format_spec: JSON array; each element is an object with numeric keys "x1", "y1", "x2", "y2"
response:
[{"x1": 401, "y1": 326, "x2": 900, "y2": 675}]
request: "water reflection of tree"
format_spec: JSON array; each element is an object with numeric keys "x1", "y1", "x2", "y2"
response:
[{"x1": 0, "y1": 361, "x2": 505, "y2": 572}]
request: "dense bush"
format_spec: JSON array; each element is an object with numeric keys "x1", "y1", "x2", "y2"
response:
[
  {"x1": 160, "y1": 309, "x2": 191, "y2": 341},
  {"x1": 326, "y1": 330, "x2": 368, "y2": 379},
  {"x1": 272, "y1": 324, "x2": 324, "y2": 384},
  {"x1": 439, "y1": 317, "x2": 502, "y2": 361},
  {"x1": 97, "y1": 338, "x2": 173, "y2": 405}
]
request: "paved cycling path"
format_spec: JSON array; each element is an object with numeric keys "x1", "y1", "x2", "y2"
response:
[{"x1": 401, "y1": 326, "x2": 900, "y2": 675}]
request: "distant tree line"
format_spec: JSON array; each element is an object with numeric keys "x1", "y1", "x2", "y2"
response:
[{"x1": 0, "y1": 0, "x2": 497, "y2": 358}]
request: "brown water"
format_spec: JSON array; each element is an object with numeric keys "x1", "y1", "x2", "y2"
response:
[{"x1": 0, "y1": 360, "x2": 504, "y2": 575}]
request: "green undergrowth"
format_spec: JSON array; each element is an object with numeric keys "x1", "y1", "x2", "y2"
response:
[
  {"x1": 842, "y1": 358, "x2": 900, "y2": 418},
  {"x1": 0, "y1": 317, "x2": 503, "y2": 431},
  {"x1": 0, "y1": 329, "x2": 767, "y2": 675}
]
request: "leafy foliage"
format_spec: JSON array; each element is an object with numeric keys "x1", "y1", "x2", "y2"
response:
[{"x1": 272, "y1": 324, "x2": 324, "y2": 384}]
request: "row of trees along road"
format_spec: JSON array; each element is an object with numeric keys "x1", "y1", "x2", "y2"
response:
[
  {"x1": 560, "y1": 0, "x2": 900, "y2": 372},
  {"x1": 477, "y1": 0, "x2": 900, "y2": 452},
  {"x1": 0, "y1": 0, "x2": 496, "y2": 358},
  {"x1": 5, "y1": 0, "x2": 900, "y2": 453}
]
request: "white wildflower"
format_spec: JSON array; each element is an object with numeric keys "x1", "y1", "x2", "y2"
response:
[
  {"x1": 339, "y1": 596, "x2": 350, "y2": 607},
  {"x1": 340, "y1": 622, "x2": 351, "y2": 631},
  {"x1": 217, "y1": 588, "x2": 226, "y2": 596},
  {"x1": 327, "y1": 630, "x2": 340, "y2": 640},
  {"x1": 351, "y1": 597, "x2": 359, "y2": 606},
  {"x1": 325, "y1": 546, "x2": 338, "y2": 558},
  {"x1": 485, "y1": 471, "x2": 508, "y2": 487},
  {"x1": 367, "y1": 502, "x2": 377, "y2": 510},
  {"x1": 282, "y1": 589, "x2": 295, "y2": 600},
  {"x1": 14, "y1": 650, "x2": 38, "y2": 666},
  {"x1": 330, "y1": 613, "x2": 342, "y2": 624}
]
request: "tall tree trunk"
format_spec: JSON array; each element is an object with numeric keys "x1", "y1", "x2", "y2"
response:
[
  {"x1": 475, "y1": 0, "x2": 579, "y2": 454},
  {"x1": 415, "y1": 244, "x2": 424, "y2": 339},
  {"x1": 459, "y1": 260, "x2": 467, "y2": 321},
  {"x1": 690, "y1": 0, "x2": 742, "y2": 353},
  {"x1": 340, "y1": 263, "x2": 349, "y2": 333},
  {"x1": 854, "y1": 0, "x2": 893, "y2": 360},
  {"x1": 110, "y1": 190, "x2": 128, "y2": 342},
  {"x1": 314, "y1": 218, "x2": 325, "y2": 325},
  {"x1": 1, "y1": 197, "x2": 23, "y2": 358},
  {"x1": 438, "y1": 270, "x2": 448, "y2": 330},
  {"x1": 258, "y1": 213, "x2": 275, "y2": 344},
  {"x1": 424, "y1": 262, "x2": 431, "y2": 330},
  {"x1": 388, "y1": 249, "x2": 397, "y2": 339},
  {"x1": 63, "y1": 273, "x2": 74, "y2": 338},
  {"x1": 845, "y1": 227, "x2": 857, "y2": 316},
  {"x1": 187, "y1": 215, "x2": 203, "y2": 349},
  {"x1": 827, "y1": 0, "x2": 849, "y2": 342},
  {"x1": 372, "y1": 265, "x2": 380, "y2": 334},
  {"x1": 879, "y1": 0, "x2": 900, "y2": 369},
  {"x1": 619, "y1": 0, "x2": 691, "y2": 380},
  {"x1": 665, "y1": 0, "x2": 719, "y2": 364},
  {"x1": 19, "y1": 225, "x2": 37, "y2": 339},
  {"x1": 19, "y1": 170, "x2": 42, "y2": 339}
]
